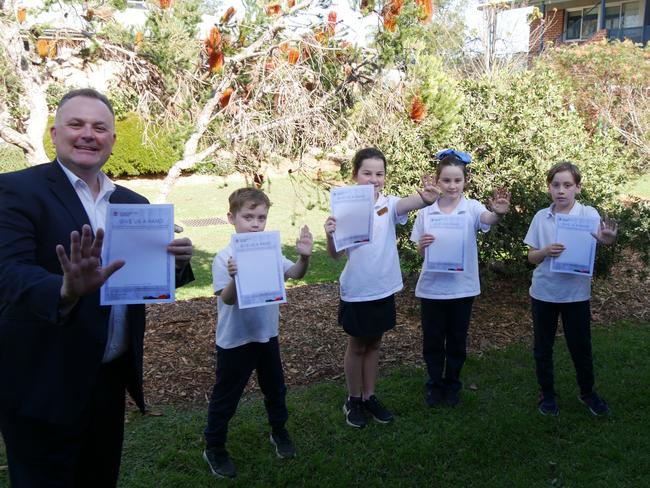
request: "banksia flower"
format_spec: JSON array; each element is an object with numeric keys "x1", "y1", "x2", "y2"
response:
[
  {"x1": 84, "y1": 8, "x2": 94, "y2": 20},
  {"x1": 287, "y1": 0, "x2": 295, "y2": 8},
  {"x1": 206, "y1": 26, "x2": 221, "y2": 52},
  {"x1": 159, "y1": 0, "x2": 171, "y2": 9},
  {"x1": 265, "y1": 3, "x2": 281, "y2": 15},
  {"x1": 134, "y1": 31, "x2": 143, "y2": 46},
  {"x1": 17, "y1": 7, "x2": 27, "y2": 23},
  {"x1": 220, "y1": 87, "x2": 234, "y2": 108},
  {"x1": 410, "y1": 94, "x2": 427, "y2": 123},
  {"x1": 327, "y1": 11, "x2": 337, "y2": 36},
  {"x1": 288, "y1": 47, "x2": 300, "y2": 64},
  {"x1": 221, "y1": 6, "x2": 236, "y2": 23},
  {"x1": 279, "y1": 41, "x2": 290, "y2": 53},
  {"x1": 208, "y1": 51, "x2": 224, "y2": 73}
]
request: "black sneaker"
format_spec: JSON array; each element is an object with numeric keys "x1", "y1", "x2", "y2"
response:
[
  {"x1": 363, "y1": 395, "x2": 394, "y2": 423},
  {"x1": 203, "y1": 445, "x2": 236, "y2": 478},
  {"x1": 343, "y1": 396, "x2": 367, "y2": 428},
  {"x1": 445, "y1": 389, "x2": 460, "y2": 407},
  {"x1": 579, "y1": 392, "x2": 611, "y2": 416},
  {"x1": 538, "y1": 391, "x2": 559, "y2": 416},
  {"x1": 425, "y1": 387, "x2": 445, "y2": 407},
  {"x1": 270, "y1": 427, "x2": 296, "y2": 458}
]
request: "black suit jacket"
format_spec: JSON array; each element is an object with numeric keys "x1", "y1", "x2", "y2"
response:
[{"x1": 0, "y1": 162, "x2": 193, "y2": 424}]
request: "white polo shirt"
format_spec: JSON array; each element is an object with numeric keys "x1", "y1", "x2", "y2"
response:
[
  {"x1": 524, "y1": 201, "x2": 600, "y2": 303},
  {"x1": 212, "y1": 243, "x2": 294, "y2": 349},
  {"x1": 339, "y1": 194, "x2": 408, "y2": 302},
  {"x1": 410, "y1": 197, "x2": 490, "y2": 300}
]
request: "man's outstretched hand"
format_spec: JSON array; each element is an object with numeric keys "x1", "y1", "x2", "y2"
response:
[{"x1": 56, "y1": 224, "x2": 125, "y2": 305}]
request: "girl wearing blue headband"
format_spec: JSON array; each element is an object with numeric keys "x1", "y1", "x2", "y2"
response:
[{"x1": 411, "y1": 149, "x2": 511, "y2": 407}]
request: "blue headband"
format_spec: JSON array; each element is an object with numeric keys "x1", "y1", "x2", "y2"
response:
[{"x1": 435, "y1": 149, "x2": 472, "y2": 164}]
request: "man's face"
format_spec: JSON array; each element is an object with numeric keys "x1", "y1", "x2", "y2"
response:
[{"x1": 50, "y1": 96, "x2": 116, "y2": 176}]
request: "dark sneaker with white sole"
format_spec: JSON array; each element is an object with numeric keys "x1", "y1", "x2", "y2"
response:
[
  {"x1": 270, "y1": 427, "x2": 296, "y2": 458},
  {"x1": 579, "y1": 392, "x2": 611, "y2": 416},
  {"x1": 538, "y1": 391, "x2": 559, "y2": 417},
  {"x1": 203, "y1": 445, "x2": 236, "y2": 478},
  {"x1": 343, "y1": 396, "x2": 367, "y2": 428},
  {"x1": 363, "y1": 395, "x2": 394, "y2": 423}
]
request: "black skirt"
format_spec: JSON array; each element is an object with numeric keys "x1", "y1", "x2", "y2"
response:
[{"x1": 338, "y1": 294, "x2": 396, "y2": 338}]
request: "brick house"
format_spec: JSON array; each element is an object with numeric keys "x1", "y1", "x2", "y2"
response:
[{"x1": 523, "y1": 0, "x2": 650, "y2": 53}]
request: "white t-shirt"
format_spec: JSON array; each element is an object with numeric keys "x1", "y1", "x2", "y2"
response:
[
  {"x1": 524, "y1": 201, "x2": 600, "y2": 303},
  {"x1": 339, "y1": 194, "x2": 408, "y2": 302},
  {"x1": 212, "y1": 243, "x2": 294, "y2": 349},
  {"x1": 410, "y1": 197, "x2": 490, "y2": 300}
]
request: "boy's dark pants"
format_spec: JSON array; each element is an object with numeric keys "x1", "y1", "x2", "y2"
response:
[
  {"x1": 204, "y1": 336, "x2": 288, "y2": 447},
  {"x1": 421, "y1": 297, "x2": 474, "y2": 393},
  {"x1": 532, "y1": 298, "x2": 594, "y2": 396}
]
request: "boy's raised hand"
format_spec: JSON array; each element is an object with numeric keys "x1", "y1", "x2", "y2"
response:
[
  {"x1": 417, "y1": 175, "x2": 441, "y2": 205},
  {"x1": 296, "y1": 225, "x2": 313, "y2": 256},
  {"x1": 489, "y1": 188, "x2": 511, "y2": 216},
  {"x1": 592, "y1": 218, "x2": 618, "y2": 245}
]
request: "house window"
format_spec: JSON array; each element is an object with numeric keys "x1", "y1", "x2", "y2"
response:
[
  {"x1": 565, "y1": 6, "x2": 599, "y2": 40},
  {"x1": 127, "y1": 0, "x2": 146, "y2": 9}
]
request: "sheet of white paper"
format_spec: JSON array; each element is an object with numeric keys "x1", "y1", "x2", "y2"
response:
[
  {"x1": 424, "y1": 214, "x2": 467, "y2": 273},
  {"x1": 551, "y1": 214, "x2": 598, "y2": 276},
  {"x1": 232, "y1": 231, "x2": 287, "y2": 309},
  {"x1": 101, "y1": 204, "x2": 175, "y2": 305},
  {"x1": 330, "y1": 185, "x2": 374, "y2": 252}
]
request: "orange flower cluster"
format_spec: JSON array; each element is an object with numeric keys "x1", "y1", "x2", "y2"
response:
[
  {"x1": 159, "y1": 0, "x2": 171, "y2": 9},
  {"x1": 415, "y1": 0, "x2": 433, "y2": 23},
  {"x1": 36, "y1": 39, "x2": 56, "y2": 59},
  {"x1": 17, "y1": 7, "x2": 26, "y2": 23},
  {"x1": 265, "y1": 2, "x2": 282, "y2": 15},
  {"x1": 288, "y1": 47, "x2": 300, "y2": 64},
  {"x1": 327, "y1": 11, "x2": 337, "y2": 36},
  {"x1": 220, "y1": 87, "x2": 234, "y2": 108},
  {"x1": 205, "y1": 27, "x2": 224, "y2": 73},
  {"x1": 221, "y1": 6, "x2": 236, "y2": 23},
  {"x1": 134, "y1": 31, "x2": 143, "y2": 47},
  {"x1": 382, "y1": 0, "x2": 404, "y2": 32},
  {"x1": 287, "y1": 0, "x2": 295, "y2": 7},
  {"x1": 410, "y1": 94, "x2": 427, "y2": 123}
]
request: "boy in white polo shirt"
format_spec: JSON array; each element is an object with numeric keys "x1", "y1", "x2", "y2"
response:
[
  {"x1": 525, "y1": 162, "x2": 617, "y2": 417},
  {"x1": 202, "y1": 188, "x2": 313, "y2": 478},
  {"x1": 411, "y1": 149, "x2": 510, "y2": 408}
]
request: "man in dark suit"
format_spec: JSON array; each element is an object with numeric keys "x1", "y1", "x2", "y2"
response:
[{"x1": 0, "y1": 88, "x2": 194, "y2": 487}]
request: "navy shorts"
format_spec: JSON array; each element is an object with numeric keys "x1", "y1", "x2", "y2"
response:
[{"x1": 338, "y1": 294, "x2": 396, "y2": 338}]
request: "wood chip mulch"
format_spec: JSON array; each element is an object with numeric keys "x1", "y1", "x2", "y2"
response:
[{"x1": 141, "y1": 252, "x2": 650, "y2": 407}]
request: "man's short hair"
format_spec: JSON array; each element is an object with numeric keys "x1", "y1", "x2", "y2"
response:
[
  {"x1": 57, "y1": 88, "x2": 115, "y2": 116},
  {"x1": 228, "y1": 187, "x2": 271, "y2": 214}
]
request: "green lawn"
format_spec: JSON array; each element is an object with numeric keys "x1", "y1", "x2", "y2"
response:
[
  {"x1": 120, "y1": 175, "x2": 345, "y2": 299},
  {"x1": 4, "y1": 323, "x2": 646, "y2": 487},
  {"x1": 626, "y1": 173, "x2": 650, "y2": 199}
]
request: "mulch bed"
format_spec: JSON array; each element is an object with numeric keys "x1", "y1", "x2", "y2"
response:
[{"x1": 141, "y1": 252, "x2": 650, "y2": 407}]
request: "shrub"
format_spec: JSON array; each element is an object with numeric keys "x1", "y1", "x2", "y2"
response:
[
  {"x1": 0, "y1": 144, "x2": 29, "y2": 173},
  {"x1": 43, "y1": 113, "x2": 183, "y2": 177}
]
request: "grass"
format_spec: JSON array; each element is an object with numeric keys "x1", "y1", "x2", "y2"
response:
[
  {"x1": 4, "y1": 322, "x2": 647, "y2": 487},
  {"x1": 119, "y1": 175, "x2": 344, "y2": 300},
  {"x1": 626, "y1": 173, "x2": 650, "y2": 199}
]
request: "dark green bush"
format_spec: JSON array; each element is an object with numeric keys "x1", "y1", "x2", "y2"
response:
[
  {"x1": 44, "y1": 113, "x2": 183, "y2": 177},
  {"x1": 0, "y1": 144, "x2": 29, "y2": 173}
]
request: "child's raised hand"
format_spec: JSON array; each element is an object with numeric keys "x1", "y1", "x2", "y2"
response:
[
  {"x1": 592, "y1": 218, "x2": 618, "y2": 245},
  {"x1": 544, "y1": 243, "x2": 565, "y2": 258},
  {"x1": 227, "y1": 257, "x2": 238, "y2": 277},
  {"x1": 489, "y1": 188, "x2": 511, "y2": 216},
  {"x1": 324, "y1": 216, "x2": 337, "y2": 236},
  {"x1": 417, "y1": 175, "x2": 441, "y2": 205},
  {"x1": 296, "y1": 225, "x2": 313, "y2": 256},
  {"x1": 418, "y1": 234, "x2": 436, "y2": 254}
]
